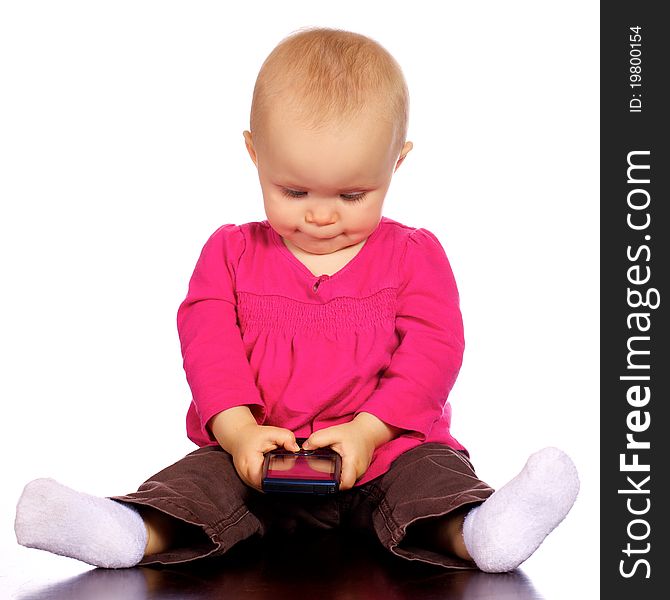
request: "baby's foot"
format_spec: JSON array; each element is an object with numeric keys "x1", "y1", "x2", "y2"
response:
[
  {"x1": 462, "y1": 447, "x2": 579, "y2": 573},
  {"x1": 15, "y1": 478, "x2": 148, "y2": 568}
]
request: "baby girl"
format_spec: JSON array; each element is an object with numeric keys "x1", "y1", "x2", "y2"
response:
[{"x1": 15, "y1": 27, "x2": 579, "y2": 573}]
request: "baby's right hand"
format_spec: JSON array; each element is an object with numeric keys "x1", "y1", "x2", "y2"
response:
[{"x1": 228, "y1": 424, "x2": 301, "y2": 492}]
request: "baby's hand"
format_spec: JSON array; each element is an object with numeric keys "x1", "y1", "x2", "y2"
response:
[
  {"x1": 229, "y1": 424, "x2": 301, "y2": 492},
  {"x1": 302, "y1": 422, "x2": 375, "y2": 491}
]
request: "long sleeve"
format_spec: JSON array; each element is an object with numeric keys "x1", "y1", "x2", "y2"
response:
[
  {"x1": 177, "y1": 224, "x2": 265, "y2": 443},
  {"x1": 354, "y1": 228, "x2": 465, "y2": 440}
]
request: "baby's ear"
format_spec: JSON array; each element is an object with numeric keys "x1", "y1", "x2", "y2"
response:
[
  {"x1": 394, "y1": 141, "x2": 413, "y2": 172},
  {"x1": 243, "y1": 130, "x2": 258, "y2": 166}
]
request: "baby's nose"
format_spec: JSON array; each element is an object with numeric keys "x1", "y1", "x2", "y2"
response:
[
  {"x1": 312, "y1": 217, "x2": 337, "y2": 227},
  {"x1": 306, "y1": 208, "x2": 337, "y2": 226}
]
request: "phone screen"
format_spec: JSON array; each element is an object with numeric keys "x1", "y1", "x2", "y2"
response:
[{"x1": 266, "y1": 454, "x2": 336, "y2": 480}]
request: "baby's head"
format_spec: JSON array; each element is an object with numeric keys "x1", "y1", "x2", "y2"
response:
[{"x1": 243, "y1": 27, "x2": 413, "y2": 256}]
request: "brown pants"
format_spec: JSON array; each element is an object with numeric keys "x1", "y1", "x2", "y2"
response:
[{"x1": 109, "y1": 443, "x2": 494, "y2": 570}]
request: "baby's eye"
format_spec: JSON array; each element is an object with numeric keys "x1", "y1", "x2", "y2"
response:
[
  {"x1": 281, "y1": 188, "x2": 307, "y2": 198},
  {"x1": 340, "y1": 192, "x2": 366, "y2": 203},
  {"x1": 280, "y1": 188, "x2": 366, "y2": 203}
]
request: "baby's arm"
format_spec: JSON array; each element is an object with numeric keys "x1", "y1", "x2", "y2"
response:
[
  {"x1": 353, "y1": 228, "x2": 465, "y2": 442},
  {"x1": 209, "y1": 406, "x2": 258, "y2": 455},
  {"x1": 352, "y1": 411, "x2": 405, "y2": 449},
  {"x1": 177, "y1": 225, "x2": 267, "y2": 445}
]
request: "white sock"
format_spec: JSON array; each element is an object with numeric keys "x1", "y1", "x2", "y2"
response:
[
  {"x1": 14, "y1": 478, "x2": 148, "y2": 569},
  {"x1": 461, "y1": 447, "x2": 579, "y2": 573}
]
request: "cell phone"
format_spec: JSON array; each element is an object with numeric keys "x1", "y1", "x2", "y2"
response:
[{"x1": 261, "y1": 437, "x2": 342, "y2": 495}]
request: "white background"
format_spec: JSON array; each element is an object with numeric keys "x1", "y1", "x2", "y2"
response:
[{"x1": 0, "y1": 1, "x2": 599, "y2": 598}]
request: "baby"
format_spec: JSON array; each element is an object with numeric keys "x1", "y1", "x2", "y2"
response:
[{"x1": 15, "y1": 27, "x2": 579, "y2": 573}]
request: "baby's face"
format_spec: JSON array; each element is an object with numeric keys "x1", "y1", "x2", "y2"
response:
[{"x1": 244, "y1": 107, "x2": 410, "y2": 257}]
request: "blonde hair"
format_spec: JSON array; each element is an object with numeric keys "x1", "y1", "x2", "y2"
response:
[{"x1": 249, "y1": 27, "x2": 409, "y2": 156}]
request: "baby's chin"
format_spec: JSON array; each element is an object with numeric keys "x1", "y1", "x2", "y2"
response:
[{"x1": 297, "y1": 239, "x2": 343, "y2": 255}]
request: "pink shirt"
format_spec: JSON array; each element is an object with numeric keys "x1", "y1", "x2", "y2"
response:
[{"x1": 177, "y1": 216, "x2": 467, "y2": 487}]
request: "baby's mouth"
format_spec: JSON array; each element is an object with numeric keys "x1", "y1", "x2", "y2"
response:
[{"x1": 308, "y1": 232, "x2": 338, "y2": 240}]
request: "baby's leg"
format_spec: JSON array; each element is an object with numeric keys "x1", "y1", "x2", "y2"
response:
[
  {"x1": 414, "y1": 447, "x2": 579, "y2": 572},
  {"x1": 134, "y1": 503, "x2": 194, "y2": 556},
  {"x1": 15, "y1": 478, "x2": 151, "y2": 568},
  {"x1": 14, "y1": 477, "x2": 210, "y2": 568},
  {"x1": 16, "y1": 446, "x2": 266, "y2": 568},
  {"x1": 404, "y1": 504, "x2": 473, "y2": 561}
]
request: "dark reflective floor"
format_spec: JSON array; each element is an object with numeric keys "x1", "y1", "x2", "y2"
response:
[{"x1": 16, "y1": 529, "x2": 544, "y2": 600}]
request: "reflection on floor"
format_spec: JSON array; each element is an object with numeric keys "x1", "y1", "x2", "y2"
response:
[{"x1": 16, "y1": 528, "x2": 544, "y2": 600}]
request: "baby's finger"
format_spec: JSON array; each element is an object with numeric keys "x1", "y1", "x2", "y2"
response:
[
  {"x1": 302, "y1": 429, "x2": 333, "y2": 450},
  {"x1": 278, "y1": 430, "x2": 301, "y2": 453},
  {"x1": 339, "y1": 456, "x2": 356, "y2": 491},
  {"x1": 247, "y1": 454, "x2": 265, "y2": 491},
  {"x1": 260, "y1": 427, "x2": 299, "y2": 453}
]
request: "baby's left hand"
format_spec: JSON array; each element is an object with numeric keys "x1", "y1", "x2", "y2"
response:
[{"x1": 302, "y1": 422, "x2": 375, "y2": 491}]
